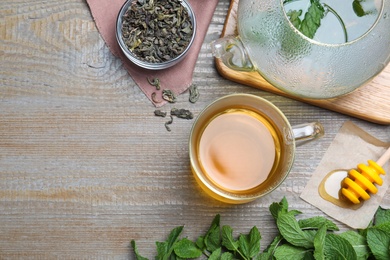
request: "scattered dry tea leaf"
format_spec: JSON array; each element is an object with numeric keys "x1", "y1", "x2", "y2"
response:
[
  {"x1": 151, "y1": 92, "x2": 162, "y2": 103},
  {"x1": 154, "y1": 110, "x2": 167, "y2": 117},
  {"x1": 171, "y1": 108, "x2": 193, "y2": 119},
  {"x1": 162, "y1": 89, "x2": 177, "y2": 103},
  {"x1": 189, "y1": 84, "x2": 199, "y2": 103},
  {"x1": 165, "y1": 116, "x2": 174, "y2": 132},
  {"x1": 148, "y1": 77, "x2": 161, "y2": 90}
]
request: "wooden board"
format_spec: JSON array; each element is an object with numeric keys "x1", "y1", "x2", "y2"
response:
[{"x1": 215, "y1": 0, "x2": 390, "y2": 125}]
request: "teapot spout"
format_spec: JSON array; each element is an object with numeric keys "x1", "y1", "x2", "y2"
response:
[{"x1": 211, "y1": 36, "x2": 254, "y2": 72}]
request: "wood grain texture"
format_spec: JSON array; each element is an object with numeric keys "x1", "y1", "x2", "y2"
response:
[
  {"x1": 0, "y1": 0, "x2": 390, "y2": 259},
  {"x1": 216, "y1": 0, "x2": 390, "y2": 125}
]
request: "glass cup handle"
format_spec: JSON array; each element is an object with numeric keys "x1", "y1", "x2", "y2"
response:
[{"x1": 292, "y1": 122, "x2": 324, "y2": 143}]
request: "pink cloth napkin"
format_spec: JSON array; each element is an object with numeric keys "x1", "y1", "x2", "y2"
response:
[{"x1": 86, "y1": 0, "x2": 219, "y2": 107}]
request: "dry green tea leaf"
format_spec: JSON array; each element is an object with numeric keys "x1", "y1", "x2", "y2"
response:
[
  {"x1": 154, "y1": 110, "x2": 167, "y2": 117},
  {"x1": 189, "y1": 84, "x2": 200, "y2": 103},
  {"x1": 162, "y1": 89, "x2": 176, "y2": 103},
  {"x1": 147, "y1": 77, "x2": 161, "y2": 90},
  {"x1": 164, "y1": 116, "x2": 173, "y2": 132},
  {"x1": 171, "y1": 108, "x2": 193, "y2": 119}
]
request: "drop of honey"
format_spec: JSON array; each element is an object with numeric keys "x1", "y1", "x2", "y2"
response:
[{"x1": 318, "y1": 169, "x2": 363, "y2": 209}]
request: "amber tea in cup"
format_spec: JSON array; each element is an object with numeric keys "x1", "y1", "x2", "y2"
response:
[{"x1": 189, "y1": 94, "x2": 324, "y2": 204}]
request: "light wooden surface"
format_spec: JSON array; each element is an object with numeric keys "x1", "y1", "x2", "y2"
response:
[
  {"x1": 0, "y1": 0, "x2": 389, "y2": 259},
  {"x1": 216, "y1": 0, "x2": 390, "y2": 125}
]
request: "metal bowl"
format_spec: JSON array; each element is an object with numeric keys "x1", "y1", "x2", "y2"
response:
[{"x1": 116, "y1": 0, "x2": 197, "y2": 70}]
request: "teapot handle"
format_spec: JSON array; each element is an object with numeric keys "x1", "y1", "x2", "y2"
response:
[{"x1": 211, "y1": 36, "x2": 254, "y2": 72}]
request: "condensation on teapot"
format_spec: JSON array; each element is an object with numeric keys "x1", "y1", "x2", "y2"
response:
[{"x1": 211, "y1": 0, "x2": 390, "y2": 100}]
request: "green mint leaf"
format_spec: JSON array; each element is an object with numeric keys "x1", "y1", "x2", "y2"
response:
[
  {"x1": 255, "y1": 252, "x2": 272, "y2": 260},
  {"x1": 209, "y1": 248, "x2": 222, "y2": 260},
  {"x1": 130, "y1": 240, "x2": 149, "y2": 260},
  {"x1": 304, "y1": 230, "x2": 318, "y2": 245},
  {"x1": 283, "y1": 0, "x2": 297, "y2": 4},
  {"x1": 156, "y1": 226, "x2": 184, "y2": 260},
  {"x1": 298, "y1": 216, "x2": 339, "y2": 231},
  {"x1": 324, "y1": 233, "x2": 357, "y2": 260},
  {"x1": 339, "y1": 230, "x2": 370, "y2": 260},
  {"x1": 374, "y1": 207, "x2": 390, "y2": 226},
  {"x1": 248, "y1": 226, "x2": 261, "y2": 257},
  {"x1": 221, "y1": 252, "x2": 234, "y2": 260},
  {"x1": 367, "y1": 224, "x2": 390, "y2": 260},
  {"x1": 313, "y1": 225, "x2": 326, "y2": 260},
  {"x1": 289, "y1": 210, "x2": 303, "y2": 217},
  {"x1": 269, "y1": 197, "x2": 289, "y2": 219},
  {"x1": 376, "y1": 222, "x2": 390, "y2": 232},
  {"x1": 221, "y1": 225, "x2": 240, "y2": 251},
  {"x1": 276, "y1": 212, "x2": 313, "y2": 249},
  {"x1": 273, "y1": 244, "x2": 313, "y2": 260},
  {"x1": 156, "y1": 241, "x2": 169, "y2": 260},
  {"x1": 352, "y1": 0, "x2": 366, "y2": 17},
  {"x1": 209, "y1": 248, "x2": 234, "y2": 260},
  {"x1": 173, "y1": 238, "x2": 202, "y2": 258},
  {"x1": 205, "y1": 214, "x2": 221, "y2": 252},
  {"x1": 238, "y1": 226, "x2": 261, "y2": 258},
  {"x1": 258, "y1": 234, "x2": 283, "y2": 260},
  {"x1": 269, "y1": 197, "x2": 301, "y2": 220},
  {"x1": 299, "y1": 0, "x2": 325, "y2": 39},
  {"x1": 287, "y1": 9, "x2": 302, "y2": 29},
  {"x1": 195, "y1": 236, "x2": 205, "y2": 251}
]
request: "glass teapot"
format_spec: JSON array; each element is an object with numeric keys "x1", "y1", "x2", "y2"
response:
[{"x1": 211, "y1": 0, "x2": 390, "y2": 99}]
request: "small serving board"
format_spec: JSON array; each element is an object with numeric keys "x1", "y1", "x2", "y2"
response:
[{"x1": 215, "y1": 0, "x2": 390, "y2": 125}]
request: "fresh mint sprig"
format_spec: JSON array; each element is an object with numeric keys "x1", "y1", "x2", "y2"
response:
[
  {"x1": 284, "y1": 0, "x2": 348, "y2": 42},
  {"x1": 300, "y1": 0, "x2": 325, "y2": 39},
  {"x1": 285, "y1": 0, "x2": 325, "y2": 39},
  {"x1": 131, "y1": 197, "x2": 390, "y2": 259}
]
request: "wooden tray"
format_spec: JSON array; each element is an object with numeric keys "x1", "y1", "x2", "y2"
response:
[{"x1": 215, "y1": 0, "x2": 390, "y2": 125}]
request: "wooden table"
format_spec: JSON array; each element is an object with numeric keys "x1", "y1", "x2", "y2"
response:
[{"x1": 1, "y1": 0, "x2": 389, "y2": 258}]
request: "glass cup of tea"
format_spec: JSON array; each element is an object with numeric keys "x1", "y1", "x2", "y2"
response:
[{"x1": 189, "y1": 94, "x2": 324, "y2": 204}]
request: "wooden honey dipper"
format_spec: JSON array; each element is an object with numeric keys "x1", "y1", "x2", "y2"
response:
[{"x1": 341, "y1": 146, "x2": 390, "y2": 204}]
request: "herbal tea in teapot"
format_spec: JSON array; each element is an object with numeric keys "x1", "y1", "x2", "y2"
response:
[{"x1": 212, "y1": 0, "x2": 390, "y2": 99}]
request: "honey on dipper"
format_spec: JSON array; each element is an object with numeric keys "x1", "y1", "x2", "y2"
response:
[{"x1": 341, "y1": 147, "x2": 390, "y2": 204}]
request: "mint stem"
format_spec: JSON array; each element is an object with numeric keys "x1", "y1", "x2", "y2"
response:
[{"x1": 323, "y1": 3, "x2": 348, "y2": 42}]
